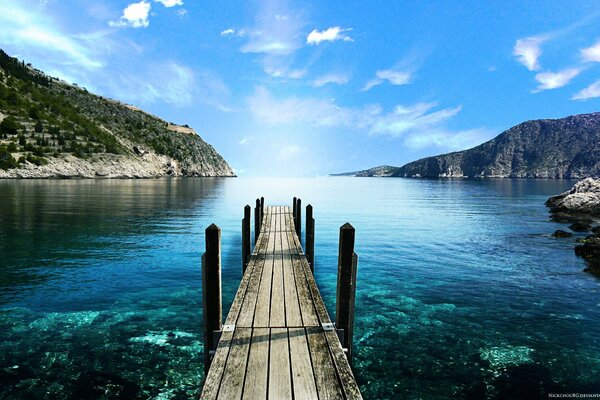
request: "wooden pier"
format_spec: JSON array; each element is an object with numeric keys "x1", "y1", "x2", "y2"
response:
[{"x1": 201, "y1": 200, "x2": 362, "y2": 399}]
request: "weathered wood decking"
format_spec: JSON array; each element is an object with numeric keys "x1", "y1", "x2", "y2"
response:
[{"x1": 201, "y1": 206, "x2": 362, "y2": 399}]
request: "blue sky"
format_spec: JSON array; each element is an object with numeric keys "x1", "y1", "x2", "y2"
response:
[{"x1": 1, "y1": 0, "x2": 600, "y2": 176}]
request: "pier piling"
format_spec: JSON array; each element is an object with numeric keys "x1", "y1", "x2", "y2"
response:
[
  {"x1": 242, "y1": 205, "x2": 251, "y2": 272},
  {"x1": 202, "y1": 224, "x2": 222, "y2": 374},
  {"x1": 336, "y1": 223, "x2": 358, "y2": 364},
  {"x1": 306, "y1": 204, "x2": 315, "y2": 272},
  {"x1": 296, "y1": 198, "x2": 302, "y2": 242},
  {"x1": 254, "y1": 199, "x2": 261, "y2": 243}
]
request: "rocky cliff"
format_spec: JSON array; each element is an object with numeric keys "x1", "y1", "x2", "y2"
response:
[
  {"x1": 339, "y1": 112, "x2": 600, "y2": 179},
  {"x1": 0, "y1": 49, "x2": 234, "y2": 178}
]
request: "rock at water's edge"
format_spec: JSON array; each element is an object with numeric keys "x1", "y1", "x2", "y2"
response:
[{"x1": 546, "y1": 178, "x2": 600, "y2": 215}]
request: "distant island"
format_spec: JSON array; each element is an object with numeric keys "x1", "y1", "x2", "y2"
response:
[
  {"x1": 0, "y1": 49, "x2": 234, "y2": 178},
  {"x1": 334, "y1": 112, "x2": 600, "y2": 179}
]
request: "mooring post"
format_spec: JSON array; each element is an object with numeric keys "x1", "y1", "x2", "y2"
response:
[
  {"x1": 336, "y1": 223, "x2": 358, "y2": 364},
  {"x1": 242, "y1": 205, "x2": 251, "y2": 273},
  {"x1": 202, "y1": 224, "x2": 222, "y2": 374},
  {"x1": 306, "y1": 204, "x2": 315, "y2": 272},
  {"x1": 254, "y1": 198, "x2": 261, "y2": 244},
  {"x1": 292, "y1": 196, "x2": 297, "y2": 230},
  {"x1": 260, "y1": 197, "x2": 264, "y2": 223},
  {"x1": 296, "y1": 198, "x2": 302, "y2": 242}
]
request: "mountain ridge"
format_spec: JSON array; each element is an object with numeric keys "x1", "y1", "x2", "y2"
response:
[
  {"x1": 334, "y1": 112, "x2": 600, "y2": 179},
  {"x1": 0, "y1": 49, "x2": 235, "y2": 178}
]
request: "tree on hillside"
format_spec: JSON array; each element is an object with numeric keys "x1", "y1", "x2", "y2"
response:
[{"x1": 0, "y1": 117, "x2": 19, "y2": 136}]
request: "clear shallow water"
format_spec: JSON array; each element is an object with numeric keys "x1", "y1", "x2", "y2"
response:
[{"x1": 1, "y1": 177, "x2": 599, "y2": 399}]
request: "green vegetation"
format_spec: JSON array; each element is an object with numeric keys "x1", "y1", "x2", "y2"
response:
[{"x1": 0, "y1": 49, "x2": 230, "y2": 174}]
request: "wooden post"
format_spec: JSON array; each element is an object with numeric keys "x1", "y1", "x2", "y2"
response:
[
  {"x1": 306, "y1": 204, "x2": 315, "y2": 272},
  {"x1": 254, "y1": 199, "x2": 260, "y2": 244},
  {"x1": 260, "y1": 197, "x2": 264, "y2": 222},
  {"x1": 335, "y1": 223, "x2": 358, "y2": 364},
  {"x1": 242, "y1": 205, "x2": 251, "y2": 273},
  {"x1": 296, "y1": 198, "x2": 302, "y2": 242},
  {"x1": 292, "y1": 196, "x2": 297, "y2": 229},
  {"x1": 202, "y1": 224, "x2": 222, "y2": 373}
]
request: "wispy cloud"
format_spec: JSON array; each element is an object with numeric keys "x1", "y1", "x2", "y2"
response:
[
  {"x1": 369, "y1": 102, "x2": 461, "y2": 137},
  {"x1": 0, "y1": 2, "x2": 104, "y2": 71},
  {"x1": 247, "y1": 87, "x2": 488, "y2": 151},
  {"x1": 363, "y1": 68, "x2": 412, "y2": 91},
  {"x1": 220, "y1": 28, "x2": 235, "y2": 37},
  {"x1": 581, "y1": 40, "x2": 600, "y2": 62},
  {"x1": 403, "y1": 128, "x2": 495, "y2": 150},
  {"x1": 311, "y1": 73, "x2": 350, "y2": 87},
  {"x1": 533, "y1": 68, "x2": 581, "y2": 92},
  {"x1": 108, "y1": 62, "x2": 196, "y2": 107},
  {"x1": 247, "y1": 86, "x2": 358, "y2": 127},
  {"x1": 154, "y1": 0, "x2": 183, "y2": 7},
  {"x1": 513, "y1": 36, "x2": 547, "y2": 71},
  {"x1": 306, "y1": 26, "x2": 353, "y2": 45},
  {"x1": 572, "y1": 79, "x2": 600, "y2": 100},
  {"x1": 239, "y1": 136, "x2": 254, "y2": 145},
  {"x1": 241, "y1": 8, "x2": 303, "y2": 56},
  {"x1": 109, "y1": 1, "x2": 151, "y2": 28}
]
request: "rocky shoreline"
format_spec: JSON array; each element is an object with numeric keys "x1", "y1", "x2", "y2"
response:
[
  {"x1": 546, "y1": 178, "x2": 600, "y2": 275},
  {"x1": 0, "y1": 153, "x2": 235, "y2": 179}
]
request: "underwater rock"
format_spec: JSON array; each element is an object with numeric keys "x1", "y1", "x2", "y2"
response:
[
  {"x1": 569, "y1": 222, "x2": 592, "y2": 232},
  {"x1": 552, "y1": 230, "x2": 573, "y2": 238},
  {"x1": 72, "y1": 370, "x2": 141, "y2": 400},
  {"x1": 574, "y1": 235, "x2": 600, "y2": 275}
]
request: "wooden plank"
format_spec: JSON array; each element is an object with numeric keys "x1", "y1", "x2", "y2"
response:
[
  {"x1": 268, "y1": 328, "x2": 292, "y2": 399},
  {"x1": 285, "y1": 211, "x2": 319, "y2": 326},
  {"x1": 217, "y1": 328, "x2": 252, "y2": 400},
  {"x1": 306, "y1": 326, "x2": 344, "y2": 400},
  {"x1": 237, "y1": 243, "x2": 268, "y2": 327},
  {"x1": 200, "y1": 330, "x2": 233, "y2": 400},
  {"x1": 289, "y1": 327, "x2": 318, "y2": 400},
  {"x1": 253, "y1": 211, "x2": 276, "y2": 327},
  {"x1": 282, "y1": 212, "x2": 303, "y2": 327},
  {"x1": 324, "y1": 330, "x2": 363, "y2": 400},
  {"x1": 270, "y1": 211, "x2": 286, "y2": 326},
  {"x1": 242, "y1": 328, "x2": 269, "y2": 400},
  {"x1": 297, "y1": 241, "x2": 364, "y2": 399}
]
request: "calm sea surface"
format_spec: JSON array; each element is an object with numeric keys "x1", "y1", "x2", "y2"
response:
[{"x1": 1, "y1": 177, "x2": 599, "y2": 399}]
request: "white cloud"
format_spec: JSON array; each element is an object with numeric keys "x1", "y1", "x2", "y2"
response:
[
  {"x1": 513, "y1": 36, "x2": 546, "y2": 71},
  {"x1": 369, "y1": 102, "x2": 461, "y2": 137},
  {"x1": 572, "y1": 79, "x2": 600, "y2": 100},
  {"x1": 176, "y1": 9, "x2": 187, "y2": 17},
  {"x1": 246, "y1": 87, "x2": 486, "y2": 151},
  {"x1": 363, "y1": 68, "x2": 412, "y2": 91},
  {"x1": 109, "y1": 62, "x2": 195, "y2": 107},
  {"x1": 239, "y1": 136, "x2": 254, "y2": 145},
  {"x1": 581, "y1": 40, "x2": 600, "y2": 62},
  {"x1": 154, "y1": 0, "x2": 183, "y2": 7},
  {"x1": 247, "y1": 86, "x2": 357, "y2": 127},
  {"x1": 109, "y1": 1, "x2": 151, "y2": 28},
  {"x1": 0, "y1": 3, "x2": 104, "y2": 70},
  {"x1": 533, "y1": 68, "x2": 581, "y2": 91},
  {"x1": 306, "y1": 26, "x2": 353, "y2": 45},
  {"x1": 221, "y1": 28, "x2": 235, "y2": 36},
  {"x1": 311, "y1": 73, "x2": 350, "y2": 87}
]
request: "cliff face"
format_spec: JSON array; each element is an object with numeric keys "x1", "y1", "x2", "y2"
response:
[
  {"x1": 396, "y1": 113, "x2": 600, "y2": 178},
  {"x1": 0, "y1": 49, "x2": 235, "y2": 178},
  {"x1": 340, "y1": 112, "x2": 600, "y2": 179}
]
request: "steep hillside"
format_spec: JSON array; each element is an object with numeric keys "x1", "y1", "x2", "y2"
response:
[
  {"x1": 337, "y1": 112, "x2": 600, "y2": 179},
  {"x1": 0, "y1": 50, "x2": 234, "y2": 178}
]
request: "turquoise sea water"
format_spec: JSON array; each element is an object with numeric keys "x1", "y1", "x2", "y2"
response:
[{"x1": 1, "y1": 177, "x2": 599, "y2": 399}]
